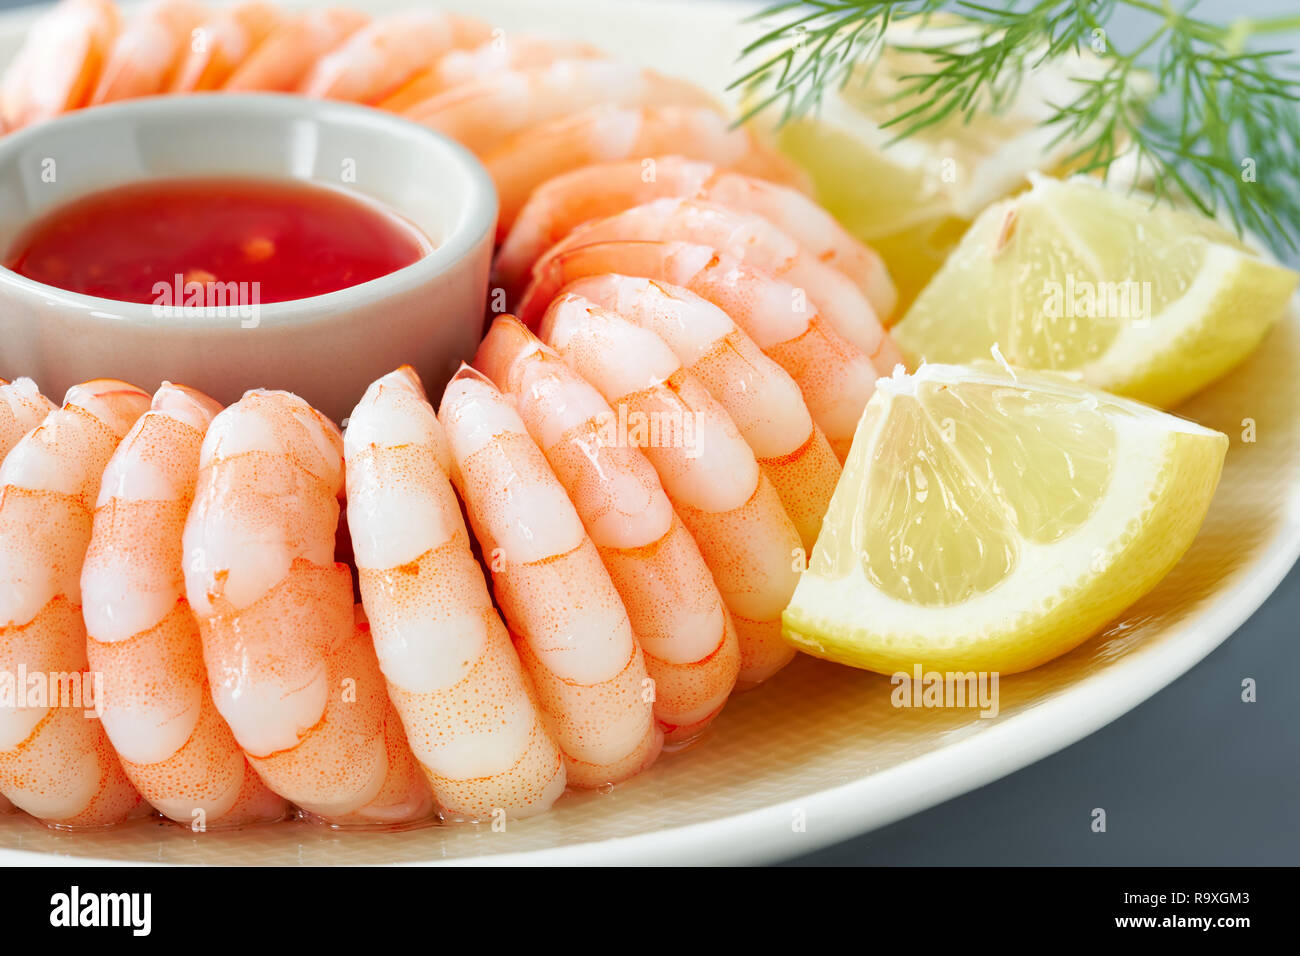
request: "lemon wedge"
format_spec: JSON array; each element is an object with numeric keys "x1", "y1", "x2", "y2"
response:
[
  {"x1": 893, "y1": 175, "x2": 1299, "y2": 408},
  {"x1": 781, "y1": 361, "x2": 1228, "y2": 674}
]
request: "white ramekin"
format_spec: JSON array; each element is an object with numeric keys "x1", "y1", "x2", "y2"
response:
[{"x1": 0, "y1": 93, "x2": 497, "y2": 422}]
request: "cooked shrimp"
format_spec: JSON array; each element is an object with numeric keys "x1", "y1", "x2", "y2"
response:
[
  {"x1": 1, "y1": 0, "x2": 120, "y2": 129},
  {"x1": 0, "y1": 380, "x2": 150, "y2": 827},
  {"x1": 475, "y1": 317, "x2": 740, "y2": 743},
  {"x1": 539, "y1": 197, "x2": 892, "y2": 359},
  {"x1": 486, "y1": 105, "x2": 811, "y2": 239},
  {"x1": 89, "y1": 0, "x2": 206, "y2": 104},
  {"x1": 344, "y1": 367, "x2": 566, "y2": 819},
  {"x1": 299, "y1": 11, "x2": 490, "y2": 104},
  {"x1": 559, "y1": 274, "x2": 839, "y2": 552},
  {"x1": 223, "y1": 7, "x2": 369, "y2": 92},
  {"x1": 82, "y1": 383, "x2": 287, "y2": 828},
  {"x1": 402, "y1": 60, "x2": 718, "y2": 158},
  {"x1": 169, "y1": 0, "x2": 281, "y2": 92},
  {"x1": 496, "y1": 156, "x2": 895, "y2": 317},
  {"x1": 520, "y1": 240, "x2": 895, "y2": 461},
  {"x1": 439, "y1": 367, "x2": 662, "y2": 786},
  {"x1": 182, "y1": 390, "x2": 433, "y2": 825},
  {"x1": 0, "y1": 378, "x2": 56, "y2": 462},
  {"x1": 0, "y1": 378, "x2": 61, "y2": 806},
  {"x1": 377, "y1": 34, "x2": 599, "y2": 114},
  {"x1": 540, "y1": 296, "x2": 801, "y2": 685}
]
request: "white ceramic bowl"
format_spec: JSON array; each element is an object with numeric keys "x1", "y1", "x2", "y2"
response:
[{"x1": 0, "y1": 93, "x2": 496, "y2": 422}]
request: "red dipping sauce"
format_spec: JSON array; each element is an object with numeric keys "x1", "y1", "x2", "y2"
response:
[{"x1": 4, "y1": 177, "x2": 428, "y2": 304}]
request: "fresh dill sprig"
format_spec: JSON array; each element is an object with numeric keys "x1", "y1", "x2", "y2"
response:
[{"x1": 731, "y1": 1, "x2": 1300, "y2": 252}]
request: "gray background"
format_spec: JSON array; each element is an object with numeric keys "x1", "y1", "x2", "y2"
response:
[{"x1": 0, "y1": 0, "x2": 1294, "y2": 865}]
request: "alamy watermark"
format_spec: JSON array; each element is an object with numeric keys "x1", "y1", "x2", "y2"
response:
[
  {"x1": 891, "y1": 665, "x2": 1000, "y2": 718},
  {"x1": 589, "y1": 404, "x2": 703, "y2": 458},
  {"x1": 0, "y1": 665, "x2": 103, "y2": 717},
  {"x1": 1042, "y1": 276, "x2": 1153, "y2": 326},
  {"x1": 152, "y1": 272, "x2": 261, "y2": 328},
  {"x1": 49, "y1": 886, "x2": 151, "y2": 936}
]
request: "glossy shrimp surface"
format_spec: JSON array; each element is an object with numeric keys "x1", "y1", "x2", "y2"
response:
[
  {"x1": 299, "y1": 10, "x2": 489, "y2": 103},
  {"x1": 485, "y1": 105, "x2": 810, "y2": 239},
  {"x1": 88, "y1": 0, "x2": 205, "y2": 104},
  {"x1": 475, "y1": 317, "x2": 740, "y2": 743},
  {"x1": 182, "y1": 390, "x2": 432, "y2": 825},
  {"x1": 541, "y1": 197, "x2": 892, "y2": 359},
  {"x1": 1, "y1": 0, "x2": 120, "y2": 129},
  {"x1": 541, "y1": 297, "x2": 801, "y2": 685},
  {"x1": 223, "y1": 7, "x2": 369, "y2": 92},
  {"x1": 344, "y1": 367, "x2": 566, "y2": 819},
  {"x1": 82, "y1": 384, "x2": 287, "y2": 828},
  {"x1": 168, "y1": 0, "x2": 280, "y2": 92},
  {"x1": 521, "y1": 239, "x2": 893, "y2": 461},
  {"x1": 439, "y1": 368, "x2": 662, "y2": 787},
  {"x1": 402, "y1": 59, "x2": 717, "y2": 157},
  {"x1": 0, "y1": 378, "x2": 56, "y2": 461},
  {"x1": 497, "y1": 156, "x2": 895, "y2": 317},
  {"x1": 378, "y1": 34, "x2": 600, "y2": 114},
  {"x1": 560, "y1": 274, "x2": 839, "y2": 552},
  {"x1": 0, "y1": 380, "x2": 150, "y2": 827}
]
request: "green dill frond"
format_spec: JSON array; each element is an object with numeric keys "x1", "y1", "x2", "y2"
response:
[{"x1": 733, "y1": 0, "x2": 1300, "y2": 252}]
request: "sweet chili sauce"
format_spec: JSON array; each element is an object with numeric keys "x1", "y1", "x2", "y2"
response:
[{"x1": 4, "y1": 177, "x2": 428, "y2": 304}]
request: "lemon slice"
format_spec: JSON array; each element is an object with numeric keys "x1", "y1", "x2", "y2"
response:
[
  {"x1": 781, "y1": 361, "x2": 1227, "y2": 674},
  {"x1": 893, "y1": 175, "x2": 1299, "y2": 408},
  {"x1": 765, "y1": 17, "x2": 1119, "y2": 309}
]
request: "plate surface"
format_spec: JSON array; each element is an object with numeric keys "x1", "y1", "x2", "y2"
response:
[{"x1": 1, "y1": 0, "x2": 1298, "y2": 866}]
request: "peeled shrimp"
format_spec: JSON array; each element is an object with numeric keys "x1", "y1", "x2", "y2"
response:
[
  {"x1": 344, "y1": 367, "x2": 566, "y2": 819},
  {"x1": 1, "y1": 0, "x2": 120, "y2": 129},
  {"x1": 541, "y1": 297, "x2": 801, "y2": 685},
  {"x1": 486, "y1": 105, "x2": 811, "y2": 239},
  {"x1": 0, "y1": 379, "x2": 56, "y2": 784},
  {"x1": 223, "y1": 7, "x2": 369, "y2": 92},
  {"x1": 402, "y1": 60, "x2": 718, "y2": 158},
  {"x1": 182, "y1": 390, "x2": 432, "y2": 825},
  {"x1": 89, "y1": 0, "x2": 206, "y2": 104},
  {"x1": 82, "y1": 383, "x2": 287, "y2": 828},
  {"x1": 169, "y1": 0, "x2": 281, "y2": 92},
  {"x1": 497, "y1": 156, "x2": 895, "y2": 317},
  {"x1": 299, "y1": 11, "x2": 490, "y2": 104},
  {"x1": 439, "y1": 367, "x2": 662, "y2": 786},
  {"x1": 538, "y1": 197, "x2": 892, "y2": 362},
  {"x1": 559, "y1": 274, "x2": 839, "y2": 552},
  {"x1": 0, "y1": 378, "x2": 56, "y2": 462},
  {"x1": 475, "y1": 317, "x2": 740, "y2": 743},
  {"x1": 378, "y1": 34, "x2": 600, "y2": 114},
  {"x1": 0, "y1": 380, "x2": 150, "y2": 827},
  {"x1": 520, "y1": 239, "x2": 894, "y2": 461}
]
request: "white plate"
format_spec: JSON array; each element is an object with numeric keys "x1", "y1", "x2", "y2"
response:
[{"x1": 1, "y1": 0, "x2": 1298, "y2": 866}]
